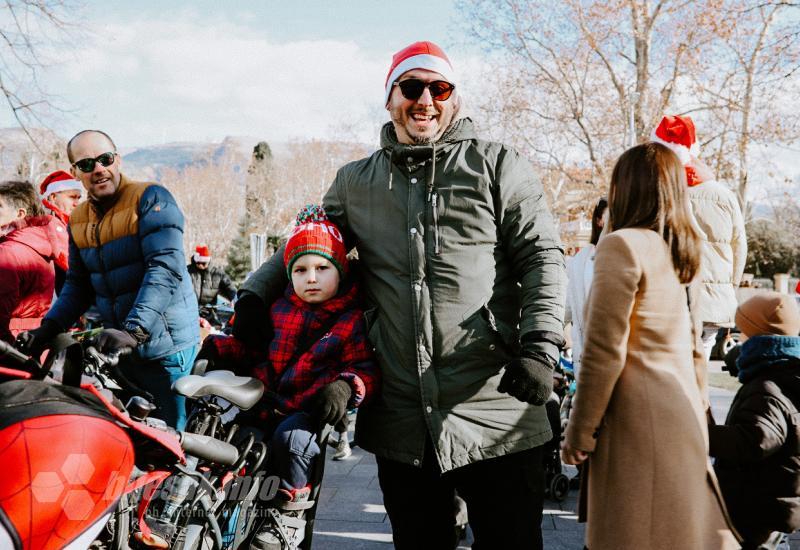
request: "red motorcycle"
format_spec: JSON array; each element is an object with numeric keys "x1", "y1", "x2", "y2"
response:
[{"x1": 0, "y1": 338, "x2": 185, "y2": 550}]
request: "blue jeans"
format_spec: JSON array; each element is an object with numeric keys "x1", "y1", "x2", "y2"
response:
[
  {"x1": 120, "y1": 345, "x2": 198, "y2": 430},
  {"x1": 268, "y1": 412, "x2": 321, "y2": 491}
]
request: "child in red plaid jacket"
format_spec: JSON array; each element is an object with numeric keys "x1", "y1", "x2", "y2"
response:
[{"x1": 203, "y1": 205, "x2": 379, "y2": 503}]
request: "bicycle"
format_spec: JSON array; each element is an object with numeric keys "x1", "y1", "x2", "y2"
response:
[
  {"x1": 2, "y1": 335, "x2": 272, "y2": 550},
  {"x1": 175, "y1": 365, "x2": 334, "y2": 550},
  {"x1": 78, "y1": 348, "x2": 273, "y2": 550}
]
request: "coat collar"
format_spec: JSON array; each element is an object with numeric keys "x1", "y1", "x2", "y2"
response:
[
  {"x1": 90, "y1": 174, "x2": 132, "y2": 215},
  {"x1": 380, "y1": 116, "x2": 477, "y2": 160}
]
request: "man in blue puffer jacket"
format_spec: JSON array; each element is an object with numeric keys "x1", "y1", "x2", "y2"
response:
[{"x1": 18, "y1": 129, "x2": 200, "y2": 430}]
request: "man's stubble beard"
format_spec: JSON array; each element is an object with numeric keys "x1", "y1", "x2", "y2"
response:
[{"x1": 395, "y1": 96, "x2": 461, "y2": 146}]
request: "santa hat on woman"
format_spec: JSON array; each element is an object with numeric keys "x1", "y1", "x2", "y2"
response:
[
  {"x1": 39, "y1": 170, "x2": 82, "y2": 198},
  {"x1": 650, "y1": 115, "x2": 705, "y2": 186},
  {"x1": 284, "y1": 205, "x2": 348, "y2": 277}
]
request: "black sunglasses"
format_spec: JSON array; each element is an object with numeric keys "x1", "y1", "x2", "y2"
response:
[
  {"x1": 72, "y1": 152, "x2": 117, "y2": 173},
  {"x1": 394, "y1": 79, "x2": 455, "y2": 101}
]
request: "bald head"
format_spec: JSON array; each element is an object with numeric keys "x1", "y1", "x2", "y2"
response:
[
  {"x1": 68, "y1": 130, "x2": 122, "y2": 201},
  {"x1": 67, "y1": 130, "x2": 116, "y2": 163}
]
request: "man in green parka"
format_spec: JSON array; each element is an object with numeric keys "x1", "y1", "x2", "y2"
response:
[{"x1": 235, "y1": 41, "x2": 566, "y2": 549}]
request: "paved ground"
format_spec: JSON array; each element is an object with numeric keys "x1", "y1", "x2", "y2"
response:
[{"x1": 312, "y1": 361, "x2": 799, "y2": 549}]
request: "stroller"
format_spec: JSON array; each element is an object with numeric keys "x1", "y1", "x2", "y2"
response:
[{"x1": 542, "y1": 355, "x2": 575, "y2": 502}]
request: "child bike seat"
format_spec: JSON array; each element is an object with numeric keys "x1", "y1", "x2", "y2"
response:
[{"x1": 173, "y1": 370, "x2": 264, "y2": 410}]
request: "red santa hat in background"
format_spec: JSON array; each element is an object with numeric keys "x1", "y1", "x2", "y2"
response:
[
  {"x1": 39, "y1": 170, "x2": 83, "y2": 198},
  {"x1": 384, "y1": 41, "x2": 456, "y2": 105},
  {"x1": 650, "y1": 115, "x2": 704, "y2": 186},
  {"x1": 194, "y1": 245, "x2": 211, "y2": 263}
]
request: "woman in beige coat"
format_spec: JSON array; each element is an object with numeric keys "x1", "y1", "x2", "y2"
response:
[{"x1": 562, "y1": 143, "x2": 739, "y2": 549}]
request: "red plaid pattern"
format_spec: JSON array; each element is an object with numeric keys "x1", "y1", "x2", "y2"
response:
[{"x1": 206, "y1": 281, "x2": 379, "y2": 415}]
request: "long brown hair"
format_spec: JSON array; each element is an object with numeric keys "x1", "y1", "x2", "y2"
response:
[{"x1": 607, "y1": 142, "x2": 700, "y2": 283}]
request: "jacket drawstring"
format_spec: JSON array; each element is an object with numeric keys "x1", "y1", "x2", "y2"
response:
[{"x1": 428, "y1": 142, "x2": 441, "y2": 255}]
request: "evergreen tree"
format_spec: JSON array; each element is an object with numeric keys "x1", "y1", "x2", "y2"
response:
[{"x1": 226, "y1": 215, "x2": 252, "y2": 286}]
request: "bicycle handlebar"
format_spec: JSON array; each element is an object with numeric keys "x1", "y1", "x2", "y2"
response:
[
  {"x1": 83, "y1": 345, "x2": 154, "y2": 402},
  {"x1": 0, "y1": 339, "x2": 33, "y2": 366}
]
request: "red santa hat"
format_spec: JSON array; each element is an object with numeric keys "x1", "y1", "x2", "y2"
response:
[
  {"x1": 284, "y1": 204, "x2": 347, "y2": 277},
  {"x1": 384, "y1": 41, "x2": 456, "y2": 105},
  {"x1": 39, "y1": 170, "x2": 82, "y2": 198},
  {"x1": 193, "y1": 245, "x2": 211, "y2": 263},
  {"x1": 651, "y1": 115, "x2": 705, "y2": 186}
]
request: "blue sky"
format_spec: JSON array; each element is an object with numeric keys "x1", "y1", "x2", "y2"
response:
[{"x1": 1, "y1": 1, "x2": 478, "y2": 148}]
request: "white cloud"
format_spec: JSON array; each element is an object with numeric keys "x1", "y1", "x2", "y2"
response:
[{"x1": 49, "y1": 18, "x2": 392, "y2": 147}]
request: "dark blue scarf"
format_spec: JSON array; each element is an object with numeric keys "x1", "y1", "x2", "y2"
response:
[{"x1": 736, "y1": 335, "x2": 800, "y2": 383}]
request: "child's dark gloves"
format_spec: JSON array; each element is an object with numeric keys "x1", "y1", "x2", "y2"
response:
[
  {"x1": 497, "y1": 352, "x2": 555, "y2": 406},
  {"x1": 314, "y1": 380, "x2": 352, "y2": 427}
]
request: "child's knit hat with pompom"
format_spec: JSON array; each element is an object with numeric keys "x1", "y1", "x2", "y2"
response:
[{"x1": 283, "y1": 204, "x2": 347, "y2": 277}]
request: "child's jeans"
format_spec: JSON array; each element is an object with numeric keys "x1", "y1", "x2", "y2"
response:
[{"x1": 269, "y1": 411, "x2": 321, "y2": 491}]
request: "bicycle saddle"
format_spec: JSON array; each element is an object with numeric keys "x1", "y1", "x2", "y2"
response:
[{"x1": 173, "y1": 370, "x2": 265, "y2": 410}]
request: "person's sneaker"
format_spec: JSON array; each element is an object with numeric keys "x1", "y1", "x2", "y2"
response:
[
  {"x1": 332, "y1": 436, "x2": 352, "y2": 460},
  {"x1": 250, "y1": 487, "x2": 310, "y2": 550}
]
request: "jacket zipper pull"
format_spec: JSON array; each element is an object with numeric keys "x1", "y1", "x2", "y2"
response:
[{"x1": 432, "y1": 193, "x2": 441, "y2": 255}]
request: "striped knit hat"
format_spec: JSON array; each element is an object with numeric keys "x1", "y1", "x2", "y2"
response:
[
  {"x1": 384, "y1": 41, "x2": 456, "y2": 105},
  {"x1": 284, "y1": 205, "x2": 347, "y2": 277}
]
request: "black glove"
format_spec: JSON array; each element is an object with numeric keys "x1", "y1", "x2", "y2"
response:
[
  {"x1": 232, "y1": 293, "x2": 273, "y2": 350},
  {"x1": 498, "y1": 353, "x2": 555, "y2": 406},
  {"x1": 15, "y1": 319, "x2": 61, "y2": 355},
  {"x1": 313, "y1": 380, "x2": 352, "y2": 427},
  {"x1": 95, "y1": 328, "x2": 138, "y2": 355}
]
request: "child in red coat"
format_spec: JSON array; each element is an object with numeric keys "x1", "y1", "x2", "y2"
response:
[{"x1": 203, "y1": 206, "x2": 378, "y2": 546}]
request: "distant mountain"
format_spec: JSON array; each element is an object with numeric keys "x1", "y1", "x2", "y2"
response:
[
  {"x1": 119, "y1": 136, "x2": 286, "y2": 180},
  {"x1": 0, "y1": 127, "x2": 287, "y2": 182}
]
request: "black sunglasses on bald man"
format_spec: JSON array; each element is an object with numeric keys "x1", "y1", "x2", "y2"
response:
[
  {"x1": 72, "y1": 152, "x2": 117, "y2": 173},
  {"x1": 394, "y1": 79, "x2": 455, "y2": 102}
]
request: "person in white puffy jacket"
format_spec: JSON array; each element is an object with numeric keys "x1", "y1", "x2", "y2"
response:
[
  {"x1": 565, "y1": 197, "x2": 607, "y2": 377},
  {"x1": 652, "y1": 115, "x2": 747, "y2": 360}
]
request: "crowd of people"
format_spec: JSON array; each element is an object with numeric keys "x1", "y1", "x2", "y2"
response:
[{"x1": 1, "y1": 39, "x2": 799, "y2": 549}]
